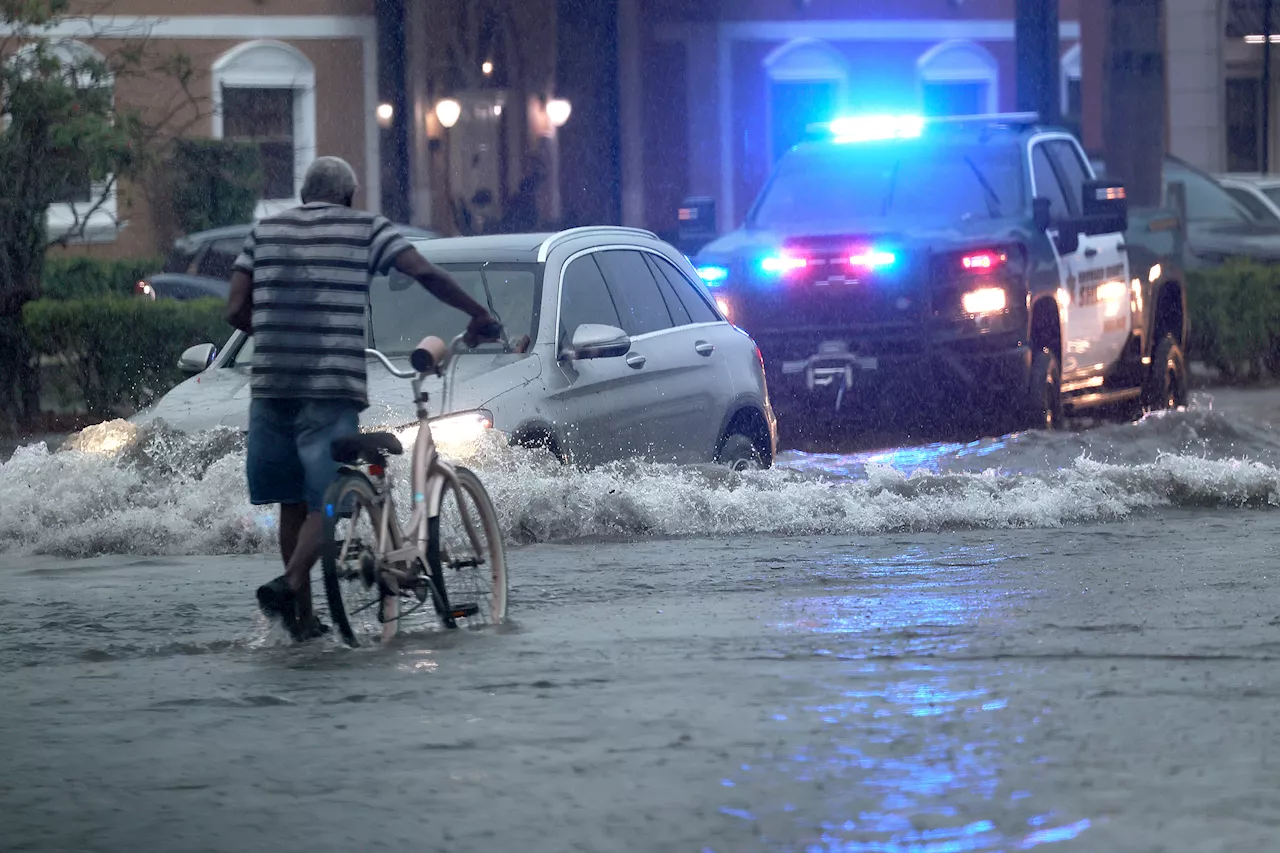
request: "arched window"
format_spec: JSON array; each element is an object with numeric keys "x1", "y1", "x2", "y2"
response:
[
  {"x1": 1061, "y1": 44, "x2": 1082, "y2": 122},
  {"x1": 916, "y1": 40, "x2": 999, "y2": 117},
  {"x1": 11, "y1": 40, "x2": 120, "y2": 243},
  {"x1": 211, "y1": 40, "x2": 317, "y2": 218},
  {"x1": 764, "y1": 38, "x2": 849, "y2": 163}
]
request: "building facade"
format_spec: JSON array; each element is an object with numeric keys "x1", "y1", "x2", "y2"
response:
[{"x1": 9, "y1": 0, "x2": 381, "y2": 259}]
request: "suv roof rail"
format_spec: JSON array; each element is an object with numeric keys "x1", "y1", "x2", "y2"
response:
[{"x1": 537, "y1": 226, "x2": 660, "y2": 261}]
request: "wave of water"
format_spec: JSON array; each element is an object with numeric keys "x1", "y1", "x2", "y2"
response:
[{"x1": 4, "y1": 402, "x2": 1280, "y2": 558}]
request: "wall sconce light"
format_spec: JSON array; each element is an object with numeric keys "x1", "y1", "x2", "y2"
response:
[
  {"x1": 376, "y1": 102, "x2": 394, "y2": 128},
  {"x1": 435, "y1": 98, "x2": 461, "y2": 129},
  {"x1": 546, "y1": 98, "x2": 572, "y2": 128}
]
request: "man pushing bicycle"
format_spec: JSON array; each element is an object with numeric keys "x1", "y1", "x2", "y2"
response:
[{"x1": 225, "y1": 156, "x2": 501, "y2": 641}]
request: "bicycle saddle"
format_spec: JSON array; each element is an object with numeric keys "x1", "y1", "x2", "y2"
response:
[{"x1": 331, "y1": 432, "x2": 404, "y2": 464}]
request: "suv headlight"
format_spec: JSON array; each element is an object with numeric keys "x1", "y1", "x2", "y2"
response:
[{"x1": 429, "y1": 410, "x2": 494, "y2": 448}]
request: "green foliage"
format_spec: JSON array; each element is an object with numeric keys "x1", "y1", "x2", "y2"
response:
[
  {"x1": 169, "y1": 139, "x2": 263, "y2": 234},
  {"x1": 1186, "y1": 262, "x2": 1280, "y2": 380},
  {"x1": 22, "y1": 297, "x2": 228, "y2": 416},
  {"x1": 42, "y1": 256, "x2": 163, "y2": 300}
]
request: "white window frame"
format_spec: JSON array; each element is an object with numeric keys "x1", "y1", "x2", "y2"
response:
[
  {"x1": 1061, "y1": 43, "x2": 1082, "y2": 117},
  {"x1": 210, "y1": 40, "x2": 317, "y2": 220},
  {"x1": 9, "y1": 40, "x2": 123, "y2": 244},
  {"x1": 916, "y1": 39, "x2": 1000, "y2": 115},
  {"x1": 763, "y1": 38, "x2": 850, "y2": 164}
]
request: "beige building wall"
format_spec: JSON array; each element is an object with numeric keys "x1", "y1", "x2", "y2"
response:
[{"x1": 11, "y1": 8, "x2": 380, "y2": 260}]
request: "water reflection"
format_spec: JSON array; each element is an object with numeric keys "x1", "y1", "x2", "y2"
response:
[
  {"x1": 709, "y1": 546, "x2": 1092, "y2": 851},
  {"x1": 779, "y1": 435, "x2": 1013, "y2": 480}
]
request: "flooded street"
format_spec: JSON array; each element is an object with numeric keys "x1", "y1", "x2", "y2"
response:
[{"x1": 3, "y1": 390, "x2": 1280, "y2": 851}]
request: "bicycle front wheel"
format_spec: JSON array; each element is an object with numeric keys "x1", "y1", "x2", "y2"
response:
[
  {"x1": 321, "y1": 473, "x2": 395, "y2": 647},
  {"x1": 432, "y1": 466, "x2": 508, "y2": 628}
]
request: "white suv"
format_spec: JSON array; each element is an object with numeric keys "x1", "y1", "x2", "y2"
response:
[{"x1": 136, "y1": 227, "x2": 779, "y2": 469}]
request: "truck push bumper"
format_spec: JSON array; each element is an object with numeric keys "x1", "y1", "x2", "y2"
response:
[{"x1": 762, "y1": 330, "x2": 1032, "y2": 419}]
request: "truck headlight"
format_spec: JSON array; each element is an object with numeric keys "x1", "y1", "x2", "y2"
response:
[
  {"x1": 429, "y1": 410, "x2": 493, "y2": 452},
  {"x1": 962, "y1": 287, "x2": 1007, "y2": 316}
]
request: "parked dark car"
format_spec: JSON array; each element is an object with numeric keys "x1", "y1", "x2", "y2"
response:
[{"x1": 136, "y1": 221, "x2": 440, "y2": 301}]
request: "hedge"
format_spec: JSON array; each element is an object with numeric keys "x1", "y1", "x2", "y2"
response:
[
  {"x1": 1185, "y1": 261, "x2": 1280, "y2": 380},
  {"x1": 42, "y1": 256, "x2": 163, "y2": 301},
  {"x1": 23, "y1": 297, "x2": 228, "y2": 417}
]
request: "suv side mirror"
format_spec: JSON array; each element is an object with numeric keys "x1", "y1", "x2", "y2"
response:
[
  {"x1": 1081, "y1": 179, "x2": 1129, "y2": 235},
  {"x1": 562, "y1": 324, "x2": 631, "y2": 361},
  {"x1": 677, "y1": 196, "x2": 717, "y2": 256},
  {"x1": 178, "y1": 343, "x2": 217, "y2": 373}
]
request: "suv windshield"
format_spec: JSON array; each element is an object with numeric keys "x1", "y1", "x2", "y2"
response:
[
  {"x1": 369, "y1": 262, "x2": 541, "y2": 356},
  {"x1": 749, "y1": 141, "x2": 1026, "y2": 230},
  {"x1": 1164, "y1": 163, "x2": 1257, "y2": 223}
]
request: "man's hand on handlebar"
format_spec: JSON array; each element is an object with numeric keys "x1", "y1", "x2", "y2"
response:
[{"x1": 465, "y1": 313, "x2": 504, "y2": 348}]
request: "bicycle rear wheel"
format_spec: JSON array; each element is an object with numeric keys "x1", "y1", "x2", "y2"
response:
[
  {"x1": 321, "y1": 473, "x2": 397, "y2": 647},
  {"x1": 431, "y1": 466, "x2": 508, "y2": 629}
]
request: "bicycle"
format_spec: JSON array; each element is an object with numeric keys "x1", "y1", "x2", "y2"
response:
[{"x1": 320, "y1": 334, "x2": 508, "y2": 647}]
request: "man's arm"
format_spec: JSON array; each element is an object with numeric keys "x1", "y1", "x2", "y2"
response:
[
  {"x1": 393, "y1": 247, "x2": 489, "y2": 317},
  {"x1": 226, "y1": 269, "x2": 253, "y2": 333},
  {"x1": 392, "y1": 247, "x2": 501, "y2": 344}
]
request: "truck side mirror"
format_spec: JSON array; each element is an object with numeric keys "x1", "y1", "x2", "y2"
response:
[
  {"x1": 1081, "y1": 179, "x2": 1129, "y2": 235},
  {"x1": 1033, "y1": 197, "x2": 1052, "y2": 232},
  {"x1": 677, "y1": 196, "x2": 717, "y2": 256}
]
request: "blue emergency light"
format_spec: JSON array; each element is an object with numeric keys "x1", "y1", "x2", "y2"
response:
[
  {"x1": 828, "y1": 114, "x2": 924, "y2": 143},
  {"x1": 696, "y1": 265, "x2": 729, "y2": 285}
]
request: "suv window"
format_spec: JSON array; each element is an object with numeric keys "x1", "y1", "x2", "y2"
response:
[
  {"x1": 593, "y1": 250, "x2": 673, "y2": 336},
  {"x1": 1046, "y1": 140, "x2": 1090, "y2": 216},
  {"x1": 227, "y1": 334, "x2": 254, "y2": 368},
  {"x1": 641, "y1": 254, "x2": 691, "y2": 325},
  {"x1": 646, "y1": 254, "x2": 719, "y2": 324},
  {"x1": 1032, "y1": 144, "x2": 1073, "y2": 221},
  {"x1": 196, "y1": 238, "x2": 244, "y2": 280},
  {"x1": 559, "y1": 255, "x2": 622, "y2": 345},
  {"x1": 163, "y1": 245, "x2": 197, "y2": 274},
  {"x1": 1166, "y1": 163, "x2": 1257, "y2": 223},
  {"x1": 1225, "y1": 187, "x2": 1280, "y2": 223}
]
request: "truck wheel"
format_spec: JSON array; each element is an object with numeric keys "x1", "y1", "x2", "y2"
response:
[
  {"x1": 716, "y1": 433, "x2": 764, "y2": 471},
  {"x1": 1023, "y1": 348, "x2": 1062, "y2": 431},
  {"x1": 1145, "y1": 334, "x2": 1188, "y2": 411}
]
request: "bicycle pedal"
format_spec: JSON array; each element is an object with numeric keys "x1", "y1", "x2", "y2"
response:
[
  {"x1": 450, "y1": 558, "x2": 483, "y2": 570},
  {"x1": 448, "y1": 603, "x2": 480, "y2": 619}
]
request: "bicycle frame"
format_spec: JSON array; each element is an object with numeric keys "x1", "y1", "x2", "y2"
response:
[{"x1": 356, "y1": 347, "x2": 487, "y2": 599}]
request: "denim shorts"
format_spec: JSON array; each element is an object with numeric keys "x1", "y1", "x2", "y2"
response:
[{"x1": 246, "y1": 397, "x2": 362, "y2": 510}]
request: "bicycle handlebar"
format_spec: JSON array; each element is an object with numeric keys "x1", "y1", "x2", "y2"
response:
[{"x1": 364, "y1": 348, "x2": 418, "y2": 379}]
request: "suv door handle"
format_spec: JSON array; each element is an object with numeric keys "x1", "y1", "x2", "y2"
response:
[
  {"x1": 1083, "y1": 247, "x2": 1098, "y2": 258},
  {"x1": 625, "y1": 352, "x2": 646, "y2": 370},
  {"x1": 694, "y1": 341, "x2": 715, "y2": 357}
]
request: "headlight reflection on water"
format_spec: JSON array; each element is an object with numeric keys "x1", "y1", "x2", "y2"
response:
[{"x1": 710, "y1": 546, "x2": 1094, "y2": 851}]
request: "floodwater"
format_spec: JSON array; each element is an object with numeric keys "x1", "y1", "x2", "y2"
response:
[{"x1": 2, "y1": 389, "x2": 1280, "y2": 852}]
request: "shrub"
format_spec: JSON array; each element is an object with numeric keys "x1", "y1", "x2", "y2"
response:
[
  {"x1": 42, "y1": 256, "x2": 163, "y2": 301},
  {"x1": 170, "y1": 138, "x2": 263, "y2": 235},
  {"x1": 1186, "y1": 262, "x2": 1280, "y2": 380},
  {"x1": 22, "y1": 297, "x2": 229, "y2": 416}
]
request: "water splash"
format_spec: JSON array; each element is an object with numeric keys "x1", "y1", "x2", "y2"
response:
[{"x1": 3, "y1": 406, "x2": 1280, "y2": 558}]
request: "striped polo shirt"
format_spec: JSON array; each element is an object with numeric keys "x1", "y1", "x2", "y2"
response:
[{"x1": 233, "y1": 203, "x2": 413, "y2": 408}]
